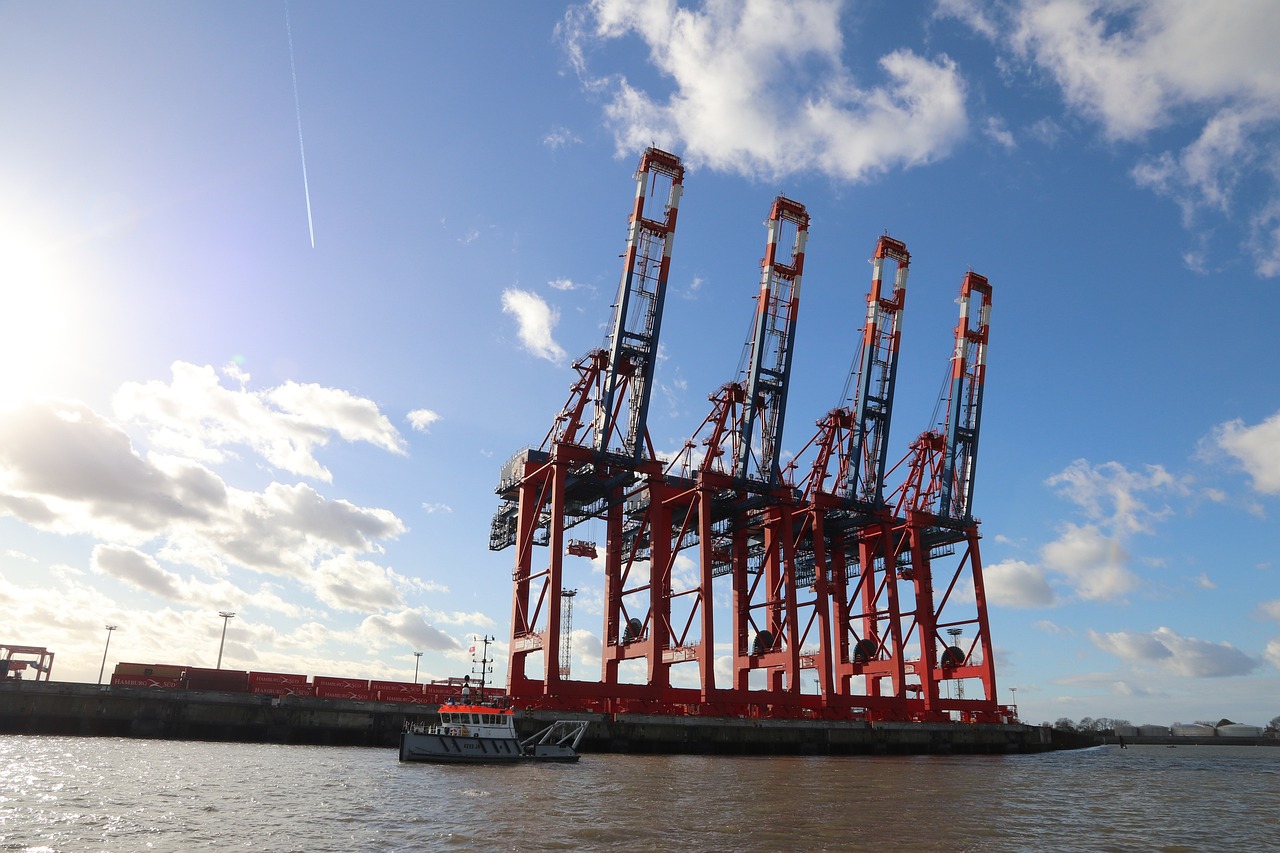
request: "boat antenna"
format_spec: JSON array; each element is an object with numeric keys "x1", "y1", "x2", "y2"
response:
[{"x1": 472, "y1": 635, "x2": 494, "y2": 700}]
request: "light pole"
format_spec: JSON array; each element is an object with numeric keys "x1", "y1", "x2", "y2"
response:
[
  {"x1": 97, "y1": 625, "x2": 117, "y2": 685},
  {"x1": 413, "y1": 651, "x2": 422, "y2": 684},
  {"x1": 216, "y1": 612, "x2": 236, "y2": 669}
]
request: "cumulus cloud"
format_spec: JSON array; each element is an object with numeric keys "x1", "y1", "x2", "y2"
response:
[
  {"x1": 407, "y1": 409, "x2": 440, "y2": 432},
  {"x1": 983, "y1": 559, "x2": 1056, "y2": 608},
  {"x1": 1046, "y1": 459, "x2": 1181, "y2": 535},
  {"x1": 113, "y1": 362, "x2": 406, "y2": 482},
  {"x1": 1090, "y1": 626, "x2": 1257, "y2": 677},
  {"x1": 1014, "y1": 459, "x2": 1188, "y2": 603},
  {"x1": 312, "y1": 554, "x2": 406, "y2": 612},
  {"x1": 0, "y1": 397, "x2": 407, "y2": 604},
  {"x1": 501, "y1": 288, "x2": 567, "y2": 363},
  {"x1": 1040, "y1": 522, "x2": 1137, "y2": 602},
  {"x1": 1213, "y1": 411, "x2": 1280, "y2": 494},
  {"x1": 358, "y1": 608, "x2": 460, "y2": 652},
  {"x1": 562, "y1": 0, "x2": 968, "y2": 182},
  {"x1": 1266, "y1": 638, "x2": 1280, "y2": 670}
]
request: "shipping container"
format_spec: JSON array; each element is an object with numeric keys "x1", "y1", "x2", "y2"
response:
[
  {"x1": 314, "y1": 686, "x2": 372, "y2": 701},
  {"x1": 249, "y1": 682, "x2": 315, "y2": 697},
  {"x1": 110, "y1": 674, "x2": 182, "y2": 688},
  {"x1": 312, "y1": 676, "x2": 370, "y2": 691},
  {"x1": 114, "y1": 662, "x2": 185, "y2": 679},
  {"x1": 247, "y1": 671, "x2": 308, "y2": 686},
  {"x1": 184, "y1": 667, "x2": 249, "y2": 692},
  {"x1": 369, "y1": 680, "x2": 422, "y2": 694}
]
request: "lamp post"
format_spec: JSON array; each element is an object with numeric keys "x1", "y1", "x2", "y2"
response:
[
  {"x1": 97, "y1": 625, "x2": 117, "y2": 685},
  {"x1": 413, "y1": 651, "x2": 422, "y2": 684},
  {"x1": 216, "y1": 611, "x2": 236, "y2": 669}
]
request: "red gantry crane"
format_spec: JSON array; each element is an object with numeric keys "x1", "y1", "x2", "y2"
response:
[
  {"x1": 491, "y1": 150, "x2": 1005, "y2": 723},
  {"x1": 491, "y1": 147, "x2": 684, "y2": 708}
]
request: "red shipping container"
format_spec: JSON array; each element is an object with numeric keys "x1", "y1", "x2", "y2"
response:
[
  {"x1": 248, "y1": 671, "x2": 308, "y2": 685},
  {"x1": 253, "y1": 682, "x2": 315, "y2": 697},
  {"x1": 110, "y1": 674, "x2": 182, "y2": 688},
  {"x1": 184, "y1": 668, "x2": 249, "y2": 692},
  {"x1": 369, "y1": 680, "x2": 423, "y2": 694},
  {"x1": 312, "y1": 676, "x2": 369, "y2": 691},
  {"x1": 315, "y1": 686, "x2": 372, "y2": 701}
]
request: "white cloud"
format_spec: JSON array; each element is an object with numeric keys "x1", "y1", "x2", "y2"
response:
[
  {"x1": 564, "y1": 0, "x2": 968, "y2": 182},
  {"x1": 983, "y1": 559, "x2": 1056, "y2": 608},
  {"x1": 1046, "y1": 459, "x2": 1180, "y2": 535},
  {"x1": 548, "y1": 277, "x2": 580, "y2": 291},
  {"x1": 357, "y1": 608, "x2": 460, "y2": 652},
  {"x1": 501, "y1": 288, "x2": 568, "y2": 364},
  {"x1": 93, "y1": 543, "x2": 184, "y2": 600},
  {"x1": 1214, "y1": 411, "x2": 1280, "y2": 494},
  {"x1": 1001, "y1": 0, "x2": 1280, "y2": 141},
  {"x1": 543, "y1": 126, "x2": 582, "y2": 149},
  {"x1": 1041, "y1": 522, "x2": 1138, "y2": 601},
  {"x1": 1259, "y1": 599, "x2": 1280, "y2": 622},
  {"x1": 312, "y1": 554, "x2": 405, "y2": 612},
  {"x1": 1090, "y1": 626, "x2": 1257, "y2": 677},
  {"x1": 406, "y1": 409, "x2": 440, "y2": 432},
  {"x1": 947, "y1": 0, "x2": 1280, "y2": 276},
  {"x1": 0, "y1": 398, "x2": 406, "y2": 588},
  {"x1": 1250, "y1": 198, "x2": 1280, "y2": 277},
  {"x1": 1132, "y1": 108, "x2": 1259, "y2": 223},
  {"x1": 113, "y1": 362, "x2": 406, "y2": 483},
  {"x1": 983, "y1": 116, "x2": 1016, "y2": 149},
  {"x1": 1266, "y1": 638, "x2": 1280, "y2": 670}
]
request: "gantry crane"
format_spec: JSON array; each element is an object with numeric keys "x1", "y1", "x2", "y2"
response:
[
  {"x1": 491, "y1": 148, "x2": 684, "y2": 704},
  {"x1": 793, "y1": 235, "x2": 910, "y2": 707},
  {"x1": 492, "y1": 150, "x2": 1003, "y2": 723},
  {"x1": 659, "y1": 196, "x2": 809, "y2": 704},
  {"x1": 880, "y1": 270, "x2": 996, "y2": 718}
]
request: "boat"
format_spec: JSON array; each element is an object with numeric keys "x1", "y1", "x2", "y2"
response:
[{"x1": 398, "y1": 636, "x2": 588, "y2": 764}]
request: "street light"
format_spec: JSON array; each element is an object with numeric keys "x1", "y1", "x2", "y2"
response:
[
  {"x1": 97, "y1": 625, "x2": 117, "y2": 685},
  {"x1": 413, "y1": 651, "x2": 423, "y2": 684},
  {"x1": 216, "y1": 611, "x2": 236, "y2": 669}
]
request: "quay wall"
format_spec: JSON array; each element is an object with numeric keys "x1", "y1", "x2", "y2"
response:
[{"x1": 1, "y1": 681, "x2": 1065, "y2": 754}]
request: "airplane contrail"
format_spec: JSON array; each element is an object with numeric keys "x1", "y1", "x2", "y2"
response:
[{"x1": 285, "y1": 1, "x2": 315, "y2": 248}]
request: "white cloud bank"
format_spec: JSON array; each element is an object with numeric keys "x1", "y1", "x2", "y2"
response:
[
  {"x1": 1090, "y1": 626, "x2": 1257, "y2": 678},
  {"x1": 0, "y1": 369, "x2": 416, "y2": 613},
  {"x1": 562, "y1": 0, "x2": 968, "y2": 181}
]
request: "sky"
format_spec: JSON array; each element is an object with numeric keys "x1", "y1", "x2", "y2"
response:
[{"x1": 1, "y1": 0, "x2": 1279, "y2": 729}]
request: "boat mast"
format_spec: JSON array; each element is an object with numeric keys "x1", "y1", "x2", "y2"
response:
[{"x1": 472, "y1": 635, "x2": 494, "y2": 700}]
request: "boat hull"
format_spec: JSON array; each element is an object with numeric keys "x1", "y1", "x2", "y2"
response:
[{"x1": 399, "y1": 730, "x2": 525, "y2": 763}]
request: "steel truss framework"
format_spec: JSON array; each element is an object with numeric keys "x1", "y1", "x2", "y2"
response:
[{"x1": 491, "y1": 150, "x2": 1008, "y2": 723}]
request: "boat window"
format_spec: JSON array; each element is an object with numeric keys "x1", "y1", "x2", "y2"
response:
[{"x1": 471, "y1": 714, "x2": 480, "y2": 724}]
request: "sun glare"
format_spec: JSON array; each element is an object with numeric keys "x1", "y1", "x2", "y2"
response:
[{"x1": 0, "y1": 230, "x2": 81, "y2": 410}]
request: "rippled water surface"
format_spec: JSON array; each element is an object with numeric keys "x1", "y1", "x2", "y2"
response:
[{"x1": 1, "y1": 736, "x2": 1277, "y2": 852}]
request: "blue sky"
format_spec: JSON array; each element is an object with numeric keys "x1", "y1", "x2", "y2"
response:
[{"x1": 2, "y1": 0, "x2": 1278, "y2": 728}]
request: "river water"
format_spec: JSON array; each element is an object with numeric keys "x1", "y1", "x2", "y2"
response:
[{"x1": 0, "y1": 736, "x2": 1276, "y2": 852}]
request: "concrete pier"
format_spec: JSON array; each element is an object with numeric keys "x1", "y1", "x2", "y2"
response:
[{"x1": 1, "y1": 681, "x2": 1067, "y2": 754}]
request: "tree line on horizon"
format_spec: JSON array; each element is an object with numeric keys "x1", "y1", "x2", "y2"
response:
[{"x1": 1044, "y1": 715, "x2": 1280, "y2": 732}]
